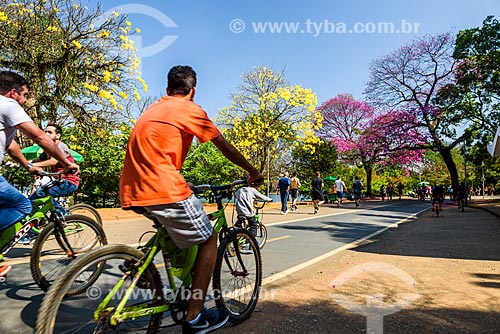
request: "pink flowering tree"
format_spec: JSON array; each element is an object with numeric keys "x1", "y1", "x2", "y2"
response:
[
  {"x1": 364, "y1": 32, "x2": 475, "y2": 192},
  {"x1": 317, "y1": 94, "x2": 424, "y2": 196}
]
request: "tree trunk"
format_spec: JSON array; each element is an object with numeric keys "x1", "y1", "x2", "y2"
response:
[
  {"x1": 364, "y1": 163, "x2": 373, "y2": 197},
  {"x1": 439, "y1": 148, "x2": 460, "y2": 196}
]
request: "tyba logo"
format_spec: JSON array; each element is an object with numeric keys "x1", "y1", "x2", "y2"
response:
[
  {"x1": 98, "y1": 4, "x2": 178, "y2": 59},
  {"x1": 330, "y1": 262, "x2": 420, "y2": 334}
]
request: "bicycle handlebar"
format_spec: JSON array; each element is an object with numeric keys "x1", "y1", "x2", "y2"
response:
[
  {"x1": 253, "y1": 200, "x2": 271, "y2": 210},
  {"x1": 191, "y1": 179, "x2": 247, "y2": 195},
  {"x1": 35, "y1": 171, "x2": 64, "y2": 177}
]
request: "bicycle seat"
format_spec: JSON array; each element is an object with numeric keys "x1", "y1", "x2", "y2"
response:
[{"x1": 126, "y1": 206, "x2": 163, "y2": 228}]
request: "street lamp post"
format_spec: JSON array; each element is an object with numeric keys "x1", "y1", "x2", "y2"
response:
[
  {"x1": 351, "y1": 162, "x2": 355, "y2": 184},
  {"x1": 482, "y1": 162, "x2": 485, "y2": 199},
  {"x1": 463, "y1": 140, "x2": 467, "y2": 184},
  {"x1": 266, "y1": 149, "x2": 270, "y2": 196},
  {"x1": 463, "y1": 140, "x2": 468, "y2": 204}
]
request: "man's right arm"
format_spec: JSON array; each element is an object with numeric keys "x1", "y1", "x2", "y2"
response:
[
  {"x1": 211, "y1": 135, "x2": 261, "y2": 183},
  {"x1": 16, "y1": 121, "x2": 80, "y2": 174}
]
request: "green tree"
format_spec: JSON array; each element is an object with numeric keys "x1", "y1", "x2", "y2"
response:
[
  {"x1": 468, "y1": 144, "x2": 500, "y2": 190},
  {"x1": 181, "y1": 141, "x2": 243, "y2": 200},
  {"x1": 454, "y1": 16, "x2": 500, "y2": 100},
  {"x1": 66, "y1": 123, "x2": 131, "y2": 207},
  {"x1": 445, "y1": 16, "x2": 500, "y2": 146},
  {"x1": 291, "y1": 138, "x2": 340, "y2": 195}
]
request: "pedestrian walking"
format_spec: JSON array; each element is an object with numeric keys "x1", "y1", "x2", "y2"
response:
[
  {"x1": 311, "y1": 171, "x2": 324, "y2": 214},
  {"x1": 380, "y1": 185, "x2": 386, "y2": 201},
  {"x1": 278, "y1": 172, "x2": 290, "y2": 214},
  {"x1": 397, "y1": 182, "x2": 404, "y2": 201},
  {"x1": 289, "y1": 172, "x2": 301, "y2": 211},
  {"x1": 352, "y1": 176, "x2": 363, "y2": 208},
  {"x1": 387, "y1": 183, "x2": 394, "y2": 200},
  {"x1": 335, "y1": 177, "x2": 347, "y2": 208}
]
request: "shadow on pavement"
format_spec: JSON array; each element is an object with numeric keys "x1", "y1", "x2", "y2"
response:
[
  {"x1": 0, "y1": 281, "x2": 44, "y2": 333},
  {"x1": 353, "y1": 205, "x2": 500, "y2": 261},
  {"x1": 221, "y1": 299, "x2": 500, "y2": 334}
]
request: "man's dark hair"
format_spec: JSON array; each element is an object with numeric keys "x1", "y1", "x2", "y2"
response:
[
  {"x1": 46, "y1": 123, "x2": 62, "y2": 136},
  {"x1": 0, "y1": 71, "x2": 29, "y2": 95},
  {"x1": 167, "y1": 65, "x2": 197, "y2": 96}
]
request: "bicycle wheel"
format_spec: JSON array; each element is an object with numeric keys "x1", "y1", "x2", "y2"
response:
[
  {"x1": 68, "y1": 203, "x2": 103, "y2": 225},
  {"x1": 36, "y1": 245, "x2": 164, "y2": 334},
  {"x1": 254, "y1": 223, "x2": 267, "y2": 249},
  {"x1": 213, "y1": 228, "x2": 262, "y2": 324},
  {"x1": 30, "y1": 214, "x2": 107, "y2": 292}
]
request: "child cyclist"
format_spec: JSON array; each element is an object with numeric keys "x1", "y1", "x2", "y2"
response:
[{"x1": 234, "y1": 179, "x2": 273, "y2": 237}]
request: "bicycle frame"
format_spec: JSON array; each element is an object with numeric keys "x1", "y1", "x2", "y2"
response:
[
  {"x1": 0, "y1": 195, "x2": 54, "y2": 260},
  {"x1": 95, "y1": 198, "x2": 231, "y2": 324},
  {"x1": 235, "y1": 199, "x2": 268, "y2": 229}
]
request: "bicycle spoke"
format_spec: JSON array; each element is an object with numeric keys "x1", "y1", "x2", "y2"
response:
[
  {"x1": 30, "y1": 215, "x2": 107, "y2": 292},
  {"x1": 36, "y1": 246, "x2": 165, "y2": 334},
  {"x1": 213, "y1": 229, "x2": 262, "y2": 323}
]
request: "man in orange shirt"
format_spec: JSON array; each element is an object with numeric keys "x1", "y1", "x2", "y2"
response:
[{"x1": 120, "y1": 65, "x2": 262, "y2": 334}]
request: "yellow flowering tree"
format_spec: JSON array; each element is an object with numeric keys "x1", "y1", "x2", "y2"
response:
[
  {"x1": 0, "y1": 0, "x2": 147, "y2": 131},
  {"x1": 216, "y1": 66, "x2": 322, "y2": 174}
]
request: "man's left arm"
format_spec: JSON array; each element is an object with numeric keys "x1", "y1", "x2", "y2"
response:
[{"x1": 7, "y1": 141, "x2": 44, "y2": 173}]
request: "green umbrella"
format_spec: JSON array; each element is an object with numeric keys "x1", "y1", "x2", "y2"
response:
[
  {"x1": 417, "y1": 181, "x2": 430, "y2": 186},
  {"x1": 21, "y1": 145, "x2": 83, "y2": 163},
  {"x1": 323, "y1": 176, "x2": 337, "y2": 182}
]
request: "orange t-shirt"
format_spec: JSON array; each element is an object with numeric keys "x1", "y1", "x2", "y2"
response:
[{"x1": 120, "y1": 96, "x2": 221, "y2": 208}]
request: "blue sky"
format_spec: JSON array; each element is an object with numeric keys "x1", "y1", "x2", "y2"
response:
[{"x1": 101, "y1": 0, "x2": 499, "y2": 118}]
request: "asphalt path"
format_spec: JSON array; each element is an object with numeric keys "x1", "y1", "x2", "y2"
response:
[
  {"x1": 0, "y1": 199, "x2": 430, "y2": 334},
  {"x1": 259, "y1": 200, "x2": 429, "y2": 281}
]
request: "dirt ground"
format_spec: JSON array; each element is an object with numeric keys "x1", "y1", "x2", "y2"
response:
[{"x1": 222, "y1": 204, "x2": 500, "y2": 334}]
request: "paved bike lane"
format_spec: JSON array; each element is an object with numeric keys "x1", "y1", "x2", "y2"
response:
[
  {"x1": 0, "y1": 199, "x2": 444, "y2": 333},
  {"x1": 224, "y1": 198, "x2": 500, "y2": 334},
  {"x1": 252, "y1": 200, "x2": 429, "y2": 281}
]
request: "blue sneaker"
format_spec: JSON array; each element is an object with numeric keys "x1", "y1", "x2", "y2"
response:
[
  {"x1": 182, "y1": 307, "x2": 229, "y2": 334},
  {"x1": 18, "y1": 231, "x2": 37, "y2": 245}
]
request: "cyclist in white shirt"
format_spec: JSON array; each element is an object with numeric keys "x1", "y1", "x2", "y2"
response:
[{"x1": 0, "y1": 70, "x2": 79, "y2": 278}]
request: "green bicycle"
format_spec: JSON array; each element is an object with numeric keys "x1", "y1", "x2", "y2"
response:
[
  {"x1": 233, "y1": 200, "x2": 269, "y2": 250},
  {"x1": 5, "y1": 166, "x2": 102, "y2": 247},
  {"x1": 31, "y1": 175, "x2": 102, "y2": 226},
  {"x1": 0, "y1": 172, "x2": 107, "y2": 291},
  {"x1": 36, "y1": 179, "x2": 262, "y2": 334}
]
